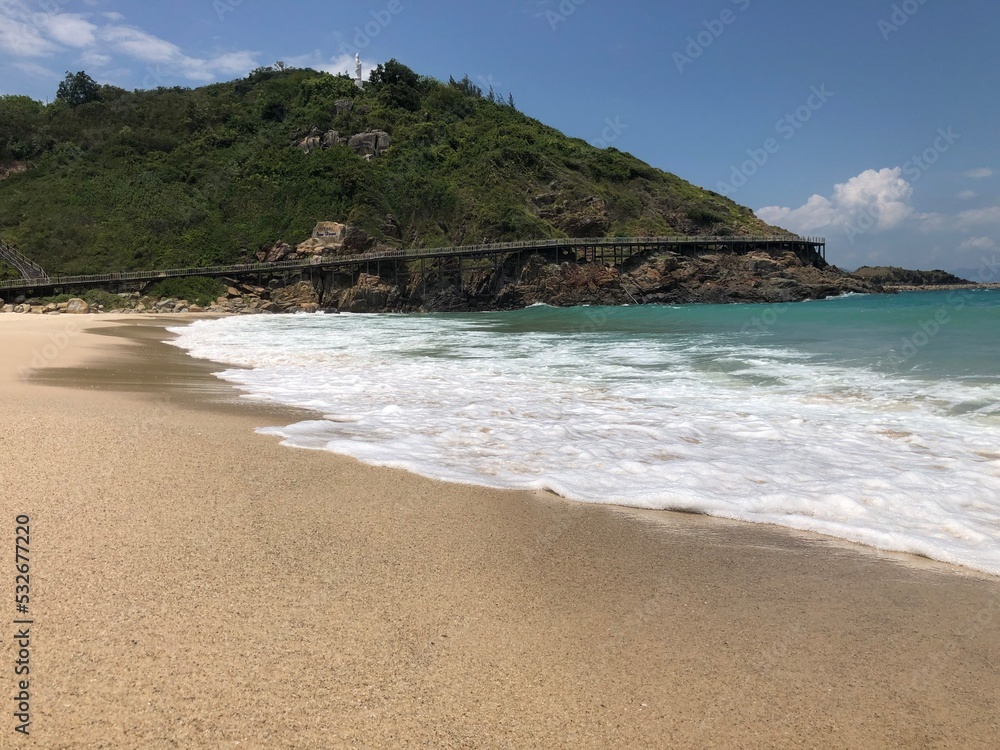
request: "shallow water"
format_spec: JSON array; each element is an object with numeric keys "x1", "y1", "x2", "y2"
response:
[{"x1": 169, "y1": 289, "x2": 1000, "y2": 576}]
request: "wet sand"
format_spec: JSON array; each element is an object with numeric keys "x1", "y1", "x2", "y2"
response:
[{"x1": 1, "y1": 314, "x2": 998, "y2": 749}]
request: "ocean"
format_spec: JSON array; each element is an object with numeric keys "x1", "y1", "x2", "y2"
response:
[{"x1": 169, "y1": 289, "x2": 1000, "y2": 577}]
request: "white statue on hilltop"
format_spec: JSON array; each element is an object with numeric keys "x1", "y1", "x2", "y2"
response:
[{"x1": 354, "y1": 53, "x2": 364, "y2": 89}]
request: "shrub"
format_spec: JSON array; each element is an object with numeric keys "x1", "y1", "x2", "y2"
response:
[{"x1": 145, "y1": 276, "x2": 225, "y2": 306}]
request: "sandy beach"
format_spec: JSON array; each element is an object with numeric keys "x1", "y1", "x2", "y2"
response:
[{"x1": 1, "y1": 314, "x2": 998, "y2": 749}]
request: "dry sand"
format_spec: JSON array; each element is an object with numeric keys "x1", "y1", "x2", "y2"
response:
[{"x1": 0, "y1": 314, "x2": 998, "y2": 749}]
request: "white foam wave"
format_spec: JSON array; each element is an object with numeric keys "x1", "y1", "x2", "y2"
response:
[{"x1": 169, "y1": 314, "x2": 1000, "y2": 577}]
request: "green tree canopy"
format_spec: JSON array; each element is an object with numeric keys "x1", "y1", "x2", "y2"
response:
[{"x1": 56, "y1": 71, "x2": 102, "y2": 107}]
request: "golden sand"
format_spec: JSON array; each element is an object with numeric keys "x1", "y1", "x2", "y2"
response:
[{"x1": 1, "y1": 314, "x2": 997, "y2": 748}]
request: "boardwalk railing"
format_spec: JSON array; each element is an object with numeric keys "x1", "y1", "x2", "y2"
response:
[
  {"x1": 0, "y1": 235, "x2": 825, "y2": 293},
  {"x1": 0, "y1": 238, "x2": 48, "y2": 282}
]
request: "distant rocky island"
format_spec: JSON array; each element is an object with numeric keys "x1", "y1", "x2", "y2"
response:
[{"x1": 852, "y1": 266, "x2": 971, "y2": 287}]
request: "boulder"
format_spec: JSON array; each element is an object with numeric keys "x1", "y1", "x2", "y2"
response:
[
  {"x1": 259, "y1": 242, "x2": 294, "y2": 263},
  {"x1": 271, "y1": 281, "x2": 319, "y2": 311},
  {"x1": 333, "y1": 98, "x2": 354, "y2": 115},
  {"x1": 295, "y1": 238, "x2": 328, "y2": 255},
  {"x1": 2, "y1": 304, "x2": 13, "y2": 313},
  {"x1": 65, "y1": 298, "x2": 89, "y2": 314},
  {"x1": 347, "y1": 130, "x2": 391, "y2": 158},
  {"x1": 338, "y1": 273, "x2": 399, "y2": 312},
  {"x1": 296, "y1": 135, "x2": 322, "y2": 154},
  {"x1": 312, "y1": 221, "x2": 346, "y2": 241},
  {"x1": 322, "y1": 130, "x2": 346, "y2": 148}
]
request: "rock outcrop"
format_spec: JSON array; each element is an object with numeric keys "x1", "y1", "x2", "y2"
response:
[
  {"x1": 346, "y1": 130, "x2": 391, "y2": 159},
  {"x1": 270, "y1": 281, "x2": 320, "y2": 312},
  {"x1": 295, "y1": 128, "x2": 390, "y2": 159},
  {"x1": 0, "y1": 248, "x2": 883, "y2": 317},
  {"x1": 338, "y1": 273, "x2": 399, "y2": 312}
]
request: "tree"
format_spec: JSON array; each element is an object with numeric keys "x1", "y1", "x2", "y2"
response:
[
  {"x1": 369, "y1": 59, "x2": 421, "y2": 111},
  {"x1": 0, "y1": 95, "x2": 44, "y2": 159},
  {"x1": 369, "y1": 59, "x2": 419, "y2": 89},
  {"x1": 56, "y1": 71, "x2": 101, "y2": 107}
]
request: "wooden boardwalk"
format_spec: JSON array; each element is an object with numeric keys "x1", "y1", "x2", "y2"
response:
[{"x1": 0, "y1": 235, "x2": 826, "y2": 295}]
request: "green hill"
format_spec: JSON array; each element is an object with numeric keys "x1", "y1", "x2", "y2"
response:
[{"x1": 0, "y1": 61, "x2": 786, "y2": 276}]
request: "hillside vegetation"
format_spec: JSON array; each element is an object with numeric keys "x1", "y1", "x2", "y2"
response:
[
  {"x1": 0, "y1": 62, "x2": 784, "y2": 275},
  {"x1": 853, "y1": 266, "x2": 971, "y2": 286}
]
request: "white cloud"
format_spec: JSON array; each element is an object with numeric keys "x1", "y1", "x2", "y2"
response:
[
  {"x1": 957, "y1": 206, "x2": 1000, "y2": 228},
  {"x1": 914, "y1": 212, "x2": 946, "y2": 231},
  {"x1": 959, "y1": 236, "x2": 996, "y2": 251},
  {"x1": 957, "y1": 190, "x2": 978, "y2": 200},
  {"x1": 0, "y1": 2, "x2": 259, "y2": 85},
  {"x1": 0, "y1": 14, "x2": 60, "y2": 56},
  {"x1": 13, "y1": 59, "x2": 59, "y2": 79},
  {"x1": 208, "y1": 51, "x2": 259, "y2": 75},
  {"x1": 100, "y1": 24, "x2": 183, "y2": 64},
  {"x1": 79, "y1": 48, "x2": 110, "y2": 67},
  {"x1": 285, "y1": 50, "x2": 378, "y2": 79},
  {"x1": 758, "y1": 168, "x2": 915, "y2": 235},
  {"x1": 965, "y1": 168, "x2": 993, "y2": 179},
  {"x1": 38, "y1": 13, "x2": 97, "y2": 47}
]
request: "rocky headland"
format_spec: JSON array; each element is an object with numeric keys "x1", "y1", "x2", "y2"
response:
[
  {"x1": 1, "y1": 228, "x2": 881, "y2": 316},
  {"x1": 850, "y1": 265, "x2": 996, "y2": 291}
]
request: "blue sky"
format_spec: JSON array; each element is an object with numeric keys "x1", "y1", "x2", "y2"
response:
[{"x1": 1, "y1": 0, "x2": 998, "y2": 273}]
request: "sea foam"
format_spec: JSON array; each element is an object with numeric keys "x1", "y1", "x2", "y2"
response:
[{"x1": 169, "y1": 296, "x2": 1000, "y2": 577}]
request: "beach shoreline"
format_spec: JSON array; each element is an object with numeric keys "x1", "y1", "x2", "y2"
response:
[{"x1": 1, "y1": 314, "x2": 998, "y2": 748}]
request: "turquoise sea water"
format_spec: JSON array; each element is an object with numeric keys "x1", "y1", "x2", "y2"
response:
[{"x1": 171, "y1": 289, "x2": 1000, "y2": 576}]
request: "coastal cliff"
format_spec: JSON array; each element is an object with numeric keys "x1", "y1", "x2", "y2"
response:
[{"x1": 326, "y1": 249, "x2": 878, "y2": 313}]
